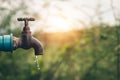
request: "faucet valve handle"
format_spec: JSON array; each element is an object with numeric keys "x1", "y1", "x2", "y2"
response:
[
  {"x1": 17, "y1": 18, "x2": 35, "y2": 26},
  {"x1": 17, "y1": 18, "x2": 35, "y2": 21}
]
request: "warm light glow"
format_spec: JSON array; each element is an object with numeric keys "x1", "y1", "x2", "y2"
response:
[
  {"x1": 31, "y1": 0, "x2": 118, "y2": 32},
  {"x1": 47, "y1": 16, "x2": 71, "y2": 32}
]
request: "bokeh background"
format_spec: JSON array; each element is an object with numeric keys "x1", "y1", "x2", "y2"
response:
[{"x1": 0, "y1": 0, "x2": 120, "y2": 80}]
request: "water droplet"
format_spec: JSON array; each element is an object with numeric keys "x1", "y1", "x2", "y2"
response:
[{"x1": 34, "y1": 56, "x2": 40, "y2": 70}]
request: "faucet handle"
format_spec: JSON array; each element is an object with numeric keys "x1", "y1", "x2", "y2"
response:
[
  {"x1": 17, "y1": 18, "x2": 35, "y2": 21},
  {"x1": 17, "y1": 18, "x2": 35, "y2": 26}
]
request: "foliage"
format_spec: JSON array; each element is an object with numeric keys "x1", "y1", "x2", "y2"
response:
[
  {"x1": 38, "y1": 25, "x2": 117, "y2": 80},
  {"x1": 1, "y1": 24, "x2": 118, "y2": 80}
]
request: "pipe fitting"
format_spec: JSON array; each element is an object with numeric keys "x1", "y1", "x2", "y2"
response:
[{"x1": 0, "y1": 34, "x2": 13, "y2": 52}]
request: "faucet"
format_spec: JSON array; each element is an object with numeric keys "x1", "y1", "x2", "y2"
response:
[
  {"x1": 0, "y1": 18, "x2": 43, "y2": 55},
  {"x1": 13, "y1": 18, "x2": 43, "y2": 55}
]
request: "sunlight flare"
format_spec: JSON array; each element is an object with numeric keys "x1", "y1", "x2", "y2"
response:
[{"x1": 47, "y1": 16, "x2": 71, "y2": 32}]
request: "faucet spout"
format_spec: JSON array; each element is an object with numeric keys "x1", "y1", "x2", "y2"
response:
[{"x1": 31, "y1": 37, "x2": 43, "y2": 55}]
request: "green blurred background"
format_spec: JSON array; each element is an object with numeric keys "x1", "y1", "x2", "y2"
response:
[{"x1": 0, "y1": 0, "x2": 119, "y2": 80}]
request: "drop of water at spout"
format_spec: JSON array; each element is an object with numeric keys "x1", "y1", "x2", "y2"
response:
[{"x1": 34, "y1": 56, "x2": 40, "y2": 70}]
